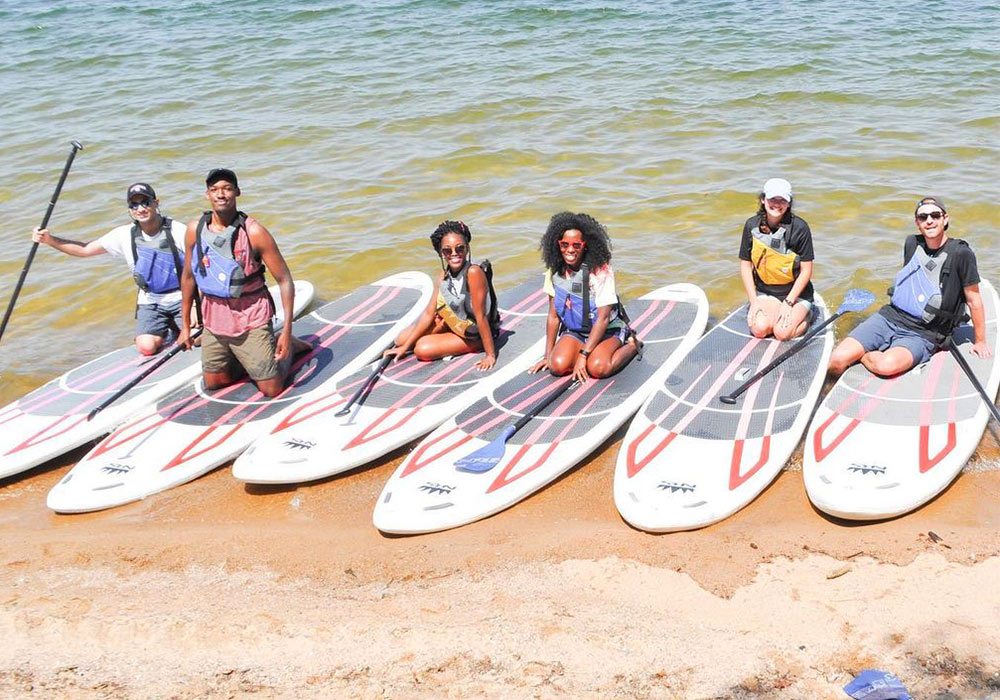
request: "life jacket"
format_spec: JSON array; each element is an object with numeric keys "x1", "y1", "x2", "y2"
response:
[
  {"x1": 551, "y1": 264, "x2": 626, "y2": 334},
  {"x1": 435, "y1": 260, "x2": 500, "y2": 341},
  {"x1": 889, "y1": 236, "x2": 967, "y2": 331},
  {"x1": 130, "y1": 217, "x2": 182, "y2": 295},
  {"x1": 191, "y1": 211, "x2": 267, "y2": 299},
  {"x1": 750, "y1": 221, "x2": 800, "y2": 286}
]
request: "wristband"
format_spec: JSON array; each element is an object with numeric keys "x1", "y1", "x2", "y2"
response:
[
  {"x1": 783, "y1": 298, "x2": 795, "y2": 307},
  {"x1": 579, "y1": 348, "x2": 591, "y2": 357}
]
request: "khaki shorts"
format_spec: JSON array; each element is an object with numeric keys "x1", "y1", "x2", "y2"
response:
[{"x1": 201, "y1": 323, "x2": 285, "y2": 382}]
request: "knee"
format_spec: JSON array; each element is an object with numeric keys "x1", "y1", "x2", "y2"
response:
[
  {"x1": 258, "y1": 383, "x2": 284, "y2": 399},
  {"x1": 587, "y1": 356, "x2": 612, "y2": 378},
  {"x1": 750, "y1": 320, "x2": 772, "y2": 339},
  {"x1": 413, "y1": 339, "x2": 436, "y2": 362},
  {"x1": 135, "y1": 336, "x2": 161, "y2": 356},
  {"x1": 547, "y1": 352, "x2": 574, "y2": 376}
]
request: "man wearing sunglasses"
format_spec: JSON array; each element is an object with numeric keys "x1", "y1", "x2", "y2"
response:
[
  {"x1": 829, "y1": 196, "x2": 991, "y2": 377},
  {"x1": 31, "y1": 183, "x2": 189, "y2": 356}
]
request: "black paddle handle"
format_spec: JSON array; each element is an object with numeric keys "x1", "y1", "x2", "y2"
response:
[
  {"x1": 0, "y1": 141, "x2": 84, "y2": 346},
  {"x1": 945, "y1": 336, "x2": 1000, "y2": 425},
  {"x1": 513, "y1": 378, "x2": 576, "y2": 432},
  {"x1": 87, "y1": 328, "x2": 202, "y2": 421},
  {"x1": 335, "y1": 355, "x2": 392, "y2": 417},
  {"x1": 720, "y1": 310, "x2": 844, "y2": 404}
]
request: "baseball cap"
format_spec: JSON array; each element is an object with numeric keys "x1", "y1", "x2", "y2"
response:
[
  {"x1": 206, "y1": 168, "x2": 238, "y2": 188},
  {"x1": 126, "y1": 182, "x2": 156, "y2": 203},
  {"x1": 762, "y1": 178, "x2": 793, "y2": 202},
  {"x1": 915, "y1": 196, "x2": 946, "y2": 214}
]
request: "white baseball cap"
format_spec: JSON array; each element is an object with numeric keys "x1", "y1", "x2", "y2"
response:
[{"x1": 763, "y1": 178, "x2": 793, "y2": 202}]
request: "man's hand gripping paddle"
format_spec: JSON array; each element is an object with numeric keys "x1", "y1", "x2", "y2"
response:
[
  {"x1": 454, "y1": 377, "x2": 579, "y2": 473},
  {"x1": 719, "y1": 289, "x2": 876, "y2": 405}
]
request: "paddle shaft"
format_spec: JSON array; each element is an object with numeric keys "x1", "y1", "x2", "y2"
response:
[
  {"x1": 720, "y1": 309, "x2": 845, "y2": 404},
  {"x1": 86, "y1": 329, "x2": 202, "y2": 421},
  {"x1": 0, "y1": 141, "x2": 84, "y2": 346},
  {"x1": 334, "y1": 355, "x2": 392, "y2": 417},
  {"x1": 945, "y1": 336, "x2": 1000, "y2": 425},
  {"x1": 512, "y1": 377, "x2": 576, "y2": 432}
]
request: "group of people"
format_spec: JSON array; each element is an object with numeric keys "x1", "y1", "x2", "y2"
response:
[{"x1": 31, "y1": 172, "x2": 991, "y2": 401}]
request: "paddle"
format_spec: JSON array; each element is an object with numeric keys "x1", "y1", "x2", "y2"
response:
[
  {"x1": 943, "y1": 335, "x2": 1000, "y2": 425},
  {"x1": 455, "y1": 377, "x2": 579, "y2": 473},
  {"x1": 86, "y1": 329, "x2": 202, "y2": 421},
  {"x1": 0, "y1": 141, "x2": 84, "y2": 346},
  {"x1": 719, "y1": 288, "x2": 876, "y2": 405},
  {"x1": 334, "y1": 353, "x2": 394, "y2": 417}
]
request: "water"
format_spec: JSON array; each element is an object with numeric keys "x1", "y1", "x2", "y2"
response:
[{"x1": 1, "y1": 0, "x2": 998, "y2": 400}]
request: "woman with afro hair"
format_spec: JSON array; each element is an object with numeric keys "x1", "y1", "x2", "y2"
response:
[
  {"x1": 384, "y1": 220, "x2": 499, "y2": 370},
  {"x1": 529, "y1": 212, "x2": 640, "y2": 382}
]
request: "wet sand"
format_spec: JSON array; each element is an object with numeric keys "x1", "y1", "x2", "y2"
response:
[{"x1": 1, "y1": 429, "x2": 998, "y2": 699}]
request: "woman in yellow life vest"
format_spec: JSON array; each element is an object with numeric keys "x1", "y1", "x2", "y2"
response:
[
  {"x1": 738, "y1": 178, "x2": 815, "y2": 340},
  {"x1": 384, "y1": 220, "x2": 499, "y2": 370}
]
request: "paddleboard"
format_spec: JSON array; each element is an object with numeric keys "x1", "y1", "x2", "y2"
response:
[
  {"x1": 233, "y1": 281, "x2": 549, "y2": 484},
  {"x1": 374, "y1": 283, "x2": 708, "y2": 534},
  {"x1": 46, "y1": 272, "x2": 432, "y2": 512},
  {"x1": 0, "y1": 281, "x2": 313, "y2": 480},
  {"x1": 614, "y1": 293, "x2": 833, "y2": 532},
  {"x1": 804, "y1": 279, "x2": 1000, "y2": 520}
]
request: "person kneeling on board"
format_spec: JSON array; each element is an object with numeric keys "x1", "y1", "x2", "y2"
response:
[
  {"x1": 739, "y1": 177, "x2": 816, "y2": 340},
  {"x1": 384, "y1": 220, "x2": 500, "y2": 370},
  {"x1": 31, "y1": 183, "x2": 191, "y2": 356},
  {"x1": 828, "y1": 197, "x2": 991, "y2": 377},
  {"x1": 529, "y1": 212, "x2": 640, "y2": 383},
  {"x1": 176, "y1": 168, "x2": 310, "y2": 398}
]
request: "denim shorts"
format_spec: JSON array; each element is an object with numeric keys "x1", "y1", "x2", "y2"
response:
[
  {"x1": 560, "y1": 324, "x2": 629, "y2": 345},
  {"x1": 135, "y1": 300, "x2": 182, "y2": 340},
  {"x1": 848, "y1": 313, "x2": 937, "y2": 366}
]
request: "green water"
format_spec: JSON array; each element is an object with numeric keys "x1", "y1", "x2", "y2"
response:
[{"x1": 0, "y1": 0, "x2": 997, "y2": 398}]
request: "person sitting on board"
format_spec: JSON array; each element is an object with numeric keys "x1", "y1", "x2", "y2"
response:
[
  {"x1": 175, "y1": 169, "x2": 310, "y2": 398},
  {"x1": 31, "y1": 183, "x2": 190, "y2": 356},
  {"x1": 828, "y1": 197, "x2": 991, "y2": 377},
  {"x1": 739, "y1": 178, "x2": 816, "y2": 340},
  {"x1": 384, "y1": 220, "x2": 499, "y2": 371},
  {"x1": 529, "y1": 212, "x2": 640, "y2": 383}
]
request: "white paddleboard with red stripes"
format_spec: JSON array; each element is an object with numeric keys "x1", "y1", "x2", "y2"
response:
[
  {"x1": 805, "y1": 279, "x2": 1000, "y2": 520},
  {"x1": 373, "y1": 283, "x2": 708, "y2": 534},
  {"x1": 0, "y1": 282, "x2": 312, "y2": 481},
  {"x1": 614, "y1": 293, "x2": 832, "y2": 532},
  {"x1": 46, "y1": 272, "x2": 431, "y2": 513},
  {"x1": 233, "y1": 281, "x2": 549, "y2": 484}
]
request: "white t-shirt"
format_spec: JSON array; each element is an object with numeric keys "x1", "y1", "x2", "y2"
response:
[{"x1": 98, "y1": 218, "x2": 188, "y2": 305}]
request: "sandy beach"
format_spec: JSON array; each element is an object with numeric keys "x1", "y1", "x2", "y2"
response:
[{"x1": 1, "y1": 430, "x2": 998, "y2": 699}]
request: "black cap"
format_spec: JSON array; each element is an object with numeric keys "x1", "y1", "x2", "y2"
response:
[
  {"x1": 915, "y1": 196, "x2": 946, "y2": 215},
  {"x1": 126, "y1": 182, "x2": 156, "y2": 203},
  {"x1": 206, "y1": 168, "x2": 238, "y2": 188}
]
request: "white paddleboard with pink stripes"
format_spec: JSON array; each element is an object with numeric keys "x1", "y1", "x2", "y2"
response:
[
  {"x1": 614, "y1": 293, "x2": 832, "y2": 532},
  {"x1": 233, "y1": 281, "x2": 549, "y2": 484},
  {"x1": 0, "y1": 282, "x2": 312, "y2": 481},
  {"x1": 373, "y1": 283, "x2": 708, "y2": 534},
  {"x1": 805, "y1": 279, "x2": 999, "y2": 520},
  {"x1": 46, "y1": 272, "x2": 431, "y2": 513}
]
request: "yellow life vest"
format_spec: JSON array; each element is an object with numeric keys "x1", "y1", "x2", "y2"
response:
[{"x1": 750, "y1": 225, "x2": 800, "y2": 286}]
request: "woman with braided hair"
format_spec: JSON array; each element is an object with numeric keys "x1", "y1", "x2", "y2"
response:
[
  {"x1": 529, "y1": 212, "x2": 641, "y2": 383},
  {"x1": 384, "y1": 220, "x2": 499, "y2": 370}
]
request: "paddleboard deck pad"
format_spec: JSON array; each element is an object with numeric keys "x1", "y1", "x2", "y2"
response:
[
  {"x1": 805, "y1": 279, "x2": 1000, "y2": 520},
  {"x1": 0, "y1": 282, "x2": 313, "y2": 480},
  {"x1": 374, "y1": 283, "x2": 708, "y2": 534},
  {"x1": 614, "y1": 294, "x2": 833, "y2": 532},
  {"x1": 46, "y1": 272, "x2": 431, "y2": 512},
  {"x1": 233, "y1": 281, "x2": 549, "y2": 484}
]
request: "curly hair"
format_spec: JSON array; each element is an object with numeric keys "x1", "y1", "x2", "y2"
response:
[
  {"x1": 430, "y1": 220, "x2": 472, "y2": 254},
  {"x1": 755, "y1": 193, "x2": 794, "y2": 233},
  {"x1": 540, "y1": 212, "x2": 613, "y2": 274}
]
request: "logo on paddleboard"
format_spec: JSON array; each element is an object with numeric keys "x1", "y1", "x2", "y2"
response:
[
  {"x1": 658, "y1": 481, "x2": 695, "y2": 493},
  {"x1": 283, "y1": 438, "x2": 316, "y2": 451},
  {"x1": 848, "y1": 463, "x2": 886, "y2": 475},
  {"x1": 101, "y1": 463, "x2": 134, "y2": 475},
  {"x1": 419, "y1": 482, "x2": 455, "y2": 496}
]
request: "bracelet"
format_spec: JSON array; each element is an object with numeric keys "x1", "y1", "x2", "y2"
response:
[
  {"x1": 783, "y1": 298, "x2": 795, "y2": 306},
  {"x1": 579, "y1": 349, "x2": 591, "y2": 357}
]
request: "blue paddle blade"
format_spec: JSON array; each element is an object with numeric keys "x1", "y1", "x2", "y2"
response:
[
  {"x1": 455, "y1": 425, "x2": 517, "y2": 473},
  {"x1": 835, "y1": 288, "x2": 876, "y2": 314}
]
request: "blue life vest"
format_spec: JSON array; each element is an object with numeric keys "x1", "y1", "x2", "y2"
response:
[
  {"x1": 191, "y1": 211, "x2": 265, "y2": 299},
  {"x1": 130, "y1": 217, "x2": 182, "y2": 295},
  {"x1": 551, "y1": 264, "x2": 623, "y2": 334},
  {"x1": 889, "y1": 237, "x2": 964, "y2": 326}
]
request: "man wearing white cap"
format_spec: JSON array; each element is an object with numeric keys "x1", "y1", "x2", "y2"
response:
[
  {"x1": 31, "y1": 183, "x2": 190, "y2": 356},
  {"x1": 738, "y1": 177, "x2": 816, "y2": 340},
  {"x1": 829, "y1": 196, "x2": 991, "y2": 376}
]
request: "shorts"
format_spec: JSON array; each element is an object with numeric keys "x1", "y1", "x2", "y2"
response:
[
  {"x1": 560, "y1": 324, "x2": 629, "y2": 345},
  {"x1": 201, "y1": 322, "x2": 285, "y2": 382},
  {"x1": 756, "y1": 293, "x2": 815, "y2": 320},
  {"x1": 848, "y1": 313, "x2": 937, "y2": 367},
  {"x1": 135, "y1": 300, "x2": 182, "y2": 340}
]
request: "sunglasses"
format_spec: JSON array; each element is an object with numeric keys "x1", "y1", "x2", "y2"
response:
[
  {"x1": 440, "y1": 245, "x2": 467, "y2": 257},
  {"x1": 559, "y1": 241, "x2": 584, "y2": 251},
  {"x1": 128, "y1": 198, "x2": 153, "y2": 210},
  {"x1": 916, "y1": 211, "x2": 944, "y2": 222}
]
